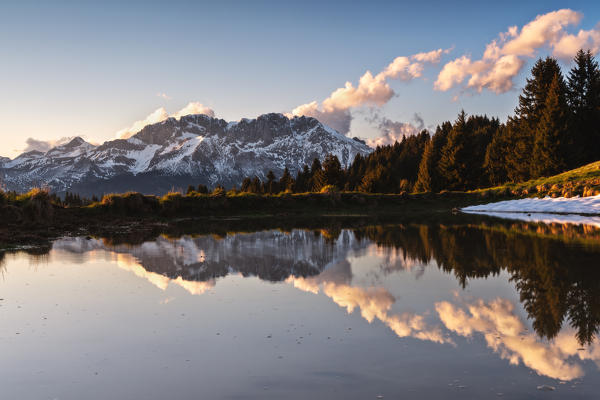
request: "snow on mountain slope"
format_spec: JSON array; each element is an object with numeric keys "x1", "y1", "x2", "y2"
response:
[{"x1": 0, "y1": 113, "x2": 372, "y2": 195}]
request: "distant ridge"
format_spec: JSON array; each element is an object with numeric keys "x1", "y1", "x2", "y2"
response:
[{"x1": 0, "y1": 113, "x2": 371, "y2": 196}]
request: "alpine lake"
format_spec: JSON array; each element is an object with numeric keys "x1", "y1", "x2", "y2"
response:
[{"x1": 2, "y1": 212, "x2": 600, "y2": 400}]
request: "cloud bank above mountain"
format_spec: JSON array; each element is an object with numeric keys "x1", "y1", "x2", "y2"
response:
[
  {"x1": 289, "y1": 49, "x2": 448, "y2": 134},
  {"x1": 115, "y1": 102, "x2": 215, "y2": 139}
]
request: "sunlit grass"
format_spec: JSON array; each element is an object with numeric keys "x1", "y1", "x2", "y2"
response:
[{"x1": 471, "y1": 160, "x2": 600, "y2": 198}]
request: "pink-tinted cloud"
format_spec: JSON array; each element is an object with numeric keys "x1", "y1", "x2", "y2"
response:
[
  {"x1": 435, "y1": 9, "x2": 600, "y2": 95},
  {"x1": 291, "y1": 49, "x2": 449, "y2": 134}
]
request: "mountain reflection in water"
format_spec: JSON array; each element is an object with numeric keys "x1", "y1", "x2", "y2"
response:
[{"x1": 3, "y1": 219, "x2": 600, "y2": 385}]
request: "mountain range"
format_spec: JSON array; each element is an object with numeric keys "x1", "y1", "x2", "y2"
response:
[{"x1": 0, "y1": 113, "x2": 371, "y2": 196}]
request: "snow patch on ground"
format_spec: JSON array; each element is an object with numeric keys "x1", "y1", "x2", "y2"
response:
[
  {"x1": 463, "y1": 211, "x2": 600, "y2": 228},
  {"x1": 462, "y1": 195, "x2": 600, "y2": 226},
  {"x1": 463, "y1": 195, "x2": 600, "y2": 215}
]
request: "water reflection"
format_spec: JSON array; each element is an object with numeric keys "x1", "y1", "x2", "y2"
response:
[{"x1": 3, "y1": 218, "x2": 600, "y2": 388}]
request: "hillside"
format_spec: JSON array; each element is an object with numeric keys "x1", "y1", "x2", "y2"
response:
[{"x1": 474, "y1": 160, "x2": 600, "y2": 198}]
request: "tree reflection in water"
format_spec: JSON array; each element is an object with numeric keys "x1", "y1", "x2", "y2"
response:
[{"x1": 353, "y1": 221, "x2": 600, "y2": 345}]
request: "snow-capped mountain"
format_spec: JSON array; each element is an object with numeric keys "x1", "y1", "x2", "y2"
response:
[{"x1": 0, "y1": 113, "x2": 371, "y2": 195}]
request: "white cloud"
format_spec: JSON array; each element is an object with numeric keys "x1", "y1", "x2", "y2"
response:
[
  {"x1": 116, "y1": 102, "x2": 215, "y2": 139},
  {"x1": 435, "y1": 9, "x2": 600, "y2": 94},
  {"x1": 291, "y1": 49, "x2": 449, "y2": 134},
  {"x1": 156, "y1": 92, "x2": 172, "y2": 100}
]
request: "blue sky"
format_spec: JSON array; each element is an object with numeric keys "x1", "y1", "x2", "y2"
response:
[{"x1": 1, "y1": 0, "x2": 599, "y2": 157}]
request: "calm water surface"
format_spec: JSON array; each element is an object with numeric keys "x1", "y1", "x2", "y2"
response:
[{"x1": 2, "y1": 218, "x2": 600, "y2": 399}]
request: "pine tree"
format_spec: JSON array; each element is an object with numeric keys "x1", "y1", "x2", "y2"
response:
[
  {"x1": 322, "y1": 154, "x2": 344, "y2": 189},
  {"x1": 567, "y1": 49, "x2": 600, "y2": 165},
  {"x1": 346, "y1": 153, "x2": 366, "y2": 191},
  {"x1": 265, "y1": 170, "x2": 277, "y2": 194},
  {"x1": 311, "y1": 169, "x2": 326, "y2": 192},
  {"x1": 531, "y1": 74, "x2": 569, "y2": 177},
  {"x1": 414, "y1": 123, "x2": 450, "y2": 192},
  {"x1": 309, "y1": 158, "x2": 324, "y2": 192},
  {"x1": 414, "y1": 139, "x2": 434, "y2": 192},
  {"x1": 515, "y1": 57, "x2": 563, "y2": 124},
  {"x1": 294, "y1": 165, "x2": 310, "y2": 193},
  {"x1": 197, "y1": 184, "x2": 209, "y2": 194},
  {"x1": 438, "y1": 111, "x2": 468, "y2": 190},
  {"x1": 483, "y1": 125, "x2": 509, "y2": 185},
  {"x1": 278, "y1": 167, "x2": 294, "y2": 192},
  {"x1": 250, "y1": 177, "x2": 262, "y2": 193},
  {"x1": 241, "y1": 178, "x2": 252, "y2": 193},
  {"x1": 510, "y1": 57, "x2": 564, "y2": 179}
]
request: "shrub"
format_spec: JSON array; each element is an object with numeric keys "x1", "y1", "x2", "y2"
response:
[
  {"x1": 211, "y1": 187, "x2": 226, "y2": 197},
  {"x1": 101, "y1": 192, "x2": 159, "y2": 214},
  {"x1": 18, "y1": 188, "x2": 53, "y2": 222},
  {"x1": 399, "y1": 179, "x2": 411, "y2": 193},
  {"x1": 320, "y1": 185, "x2": 338, "y2": 194}
]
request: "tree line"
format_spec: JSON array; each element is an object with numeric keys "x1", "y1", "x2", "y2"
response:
[{"x1": 227, "y1": 49, "x2": 600, "y2": 194}]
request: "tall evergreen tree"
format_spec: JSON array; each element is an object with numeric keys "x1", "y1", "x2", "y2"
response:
[
  {"x1": 250, "y1": 176, "x2": 262, "y2": 193},
  {"x1": 414, "y1": 122, "x2": 450, "y2": 192},
  {"x1": 309, "y1": 158, "x2": 325, "y2": 191},
  {"x1": 567, "y1": 49, "x2": 600, "y2": 165},
  {"x1": 414, "y1": 139, "x2": 434, "y2": 192},
  {"x1": 531, "y1": 74, "x2": 569, "y2": 177},
  {"x1": 345, "y1": 153, "x2": 366, "y2": 191},
  {"x1": 322, "y1": 154, "x2": 344, "y2": 188},
  {"x1": 278, "y1": 167, "x2": 294, "y2": 192},
  {"x1": 510, "y1": 57, "x2": 564, "y2": 180},
  {"x1": 197, "y1": 184, "x2": 209, "y2": 194},
  {"x1": 265, "y1": 170, "x2": 277, "y2": 194},
  {"x1": 502, "y1": 118, "x2": 532, "y2": 182},
  {"x1": 483, "y1": 124, "x2": 509, "y2": 185},
  {"x1": 294, "y1": 165, "x2": 311, "y2": 192},
  {"x1": 311, "y1": 168, "x2": 326, "y2": 192},
  {"x1": 240, "y1": 178, "x2": 252, "y2": 193},
  {"x1": 438, "y1": 111, "x2": 468, "y2": 190}
]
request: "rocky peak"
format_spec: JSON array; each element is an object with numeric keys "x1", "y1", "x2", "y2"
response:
[
  {"x1": 15, "y1": 150, "x2": 45, "y2": 159},
  {"x1": 1, "y1": 112, "x2": 373, "y2": 195},
  {"x1": 63, "y1": 136, "x2": 87, "y2": 148},
  {"x1": 45, "y1": 136, "x2": 95, "y2": 158}
]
